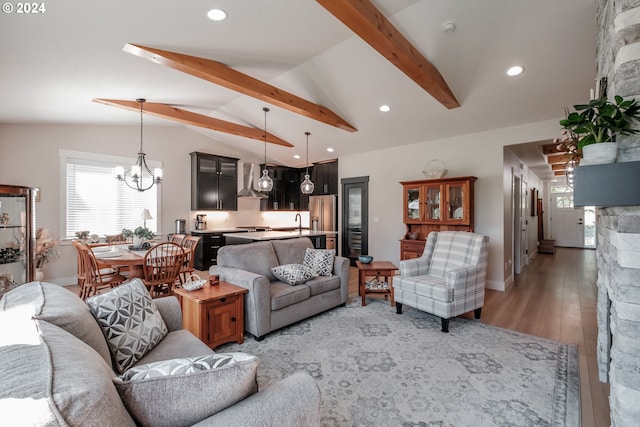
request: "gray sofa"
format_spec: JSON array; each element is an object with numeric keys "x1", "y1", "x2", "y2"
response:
[
  {"x1": 213, "y1": 237, "x2": 349, "y2": 340},
  {"x1": 0, "y1": 280, "x2": 321, "y2": 426}
]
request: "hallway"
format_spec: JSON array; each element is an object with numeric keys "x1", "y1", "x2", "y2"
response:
[{"x1": 479, "y1": 248, "x2": 609, "y2": 426}]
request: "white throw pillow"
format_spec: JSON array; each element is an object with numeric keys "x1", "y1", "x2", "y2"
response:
[
  {"x1": 87, "y1": 279, "x2": 168, "y2": 373},
  {"x1": 271, "y1": 263, "x2": 315, "y2": 285},
  {"x1": 303, "y1": 248, "x2": 335, "y2": 277}
]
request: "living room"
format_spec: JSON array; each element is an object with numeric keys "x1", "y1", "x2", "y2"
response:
[{"x1": 2, "y1": 1, "x2": 638, "y2": 425}]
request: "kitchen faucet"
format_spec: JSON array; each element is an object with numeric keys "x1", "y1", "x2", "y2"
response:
[{"x1": 295, "y1": 213, "x2": 302, "y2": 232}]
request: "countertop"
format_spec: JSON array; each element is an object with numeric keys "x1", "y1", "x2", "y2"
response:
[{"x1": 222, "y1": 230, "x2": 336, "y2": 241}]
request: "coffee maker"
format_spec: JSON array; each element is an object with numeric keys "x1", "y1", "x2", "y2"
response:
[{"x1": 195, "y1": 214, "x2": 207, "y2": 230}]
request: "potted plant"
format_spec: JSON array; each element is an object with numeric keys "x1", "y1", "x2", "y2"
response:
[
  {"x1": 122, "y1": 226, "x2": 155, "y2": 248},
  {"x1": 557, "y1": 95, "x2": 640, "y2": 165}
]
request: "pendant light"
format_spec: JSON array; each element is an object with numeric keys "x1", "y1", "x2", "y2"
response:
[
  {"x1": 300, "y1": 131, "x2": 315, "y2": 194},
  {"x1": 114, "y1": 99, "x2": 162, "y2": 192},
  {"x1": 258, "y1": 107, "x2": 274, "y2": 192}
]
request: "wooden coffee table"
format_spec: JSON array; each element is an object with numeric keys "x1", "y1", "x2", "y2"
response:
[
  {"x1": 174, "y1": 281, "x2": 248, "y2": 349},
  {"x1": 356, "y1": 260, "x2": 398, "y2": 307}
]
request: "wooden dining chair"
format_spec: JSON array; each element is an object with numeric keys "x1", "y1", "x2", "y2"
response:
[
  {"x1": 179, "y1": 235, "x2": 201, "y2": 284},
  {"x1": 169, "y1": 234, "x2": 186, "y2": 245},
  {"x1": 142, "y1": 241, "x2": 185, "y2": 298},
  {"x1": 106, "y1": 233, "x2": 130, "y2": 244},
  {"x1": 74, "y1": 240, "x2": 127, "y2": 300}
]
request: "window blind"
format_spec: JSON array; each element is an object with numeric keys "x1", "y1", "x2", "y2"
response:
[{"x1": 65, "y1": 156, "x2": 158, "y2": 239}]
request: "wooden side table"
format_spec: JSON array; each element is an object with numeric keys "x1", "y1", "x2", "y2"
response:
[
  {"x1": 356, "y1": 260, "x2": 398, "y2": 307},
  {"x1": 174, "y1": 281, "x2": 248, "y2": 349}
]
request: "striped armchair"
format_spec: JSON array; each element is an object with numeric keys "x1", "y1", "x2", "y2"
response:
[{"x1": 394, "y1": 231, "x2": 489, "y2": 332}]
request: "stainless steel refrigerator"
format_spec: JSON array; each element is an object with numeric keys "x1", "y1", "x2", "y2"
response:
[{"x1": 309, "y1": 195, "x2": 337, "y2": 250}]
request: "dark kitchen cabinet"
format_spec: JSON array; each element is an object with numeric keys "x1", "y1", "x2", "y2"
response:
[
  {"x1": 193, "y1": 232, "x2": 225, "y2": 271},
  {"x1": 191, "y1": 152, "x2": 238, "y2": 211},
  {"x1": 312, "y1": 160, "x2": 338, "y2": 195}
]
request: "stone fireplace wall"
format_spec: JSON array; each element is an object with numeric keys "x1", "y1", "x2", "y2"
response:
[{"x1": 595, "y1": 1, "x2": 640, "y2": 425}]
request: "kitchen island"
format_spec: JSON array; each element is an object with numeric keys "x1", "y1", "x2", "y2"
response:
[{"x1": 223, "y1": 230, "x2": 335, "y2": 249}]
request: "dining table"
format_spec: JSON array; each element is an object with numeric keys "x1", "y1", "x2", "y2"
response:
[{"x1": 92, "y1": 244, "x2": 147, "y2": 278}]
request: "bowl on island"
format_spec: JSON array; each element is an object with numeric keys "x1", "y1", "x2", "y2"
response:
[{"x1": 358, "y1": 255, "x2": 373, "y2": 264}]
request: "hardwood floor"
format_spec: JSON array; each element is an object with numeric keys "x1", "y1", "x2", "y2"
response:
[
  {"x1": 67, "y1": 247, "x2": 609, "y2": 425},
  {"x1": 355, "y1": 247, "x2": 610, "y2": 427}
]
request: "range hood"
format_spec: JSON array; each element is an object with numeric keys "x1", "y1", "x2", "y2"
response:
[{"x1": 238, "y1": 163, "x2": 268, "y2": 198}]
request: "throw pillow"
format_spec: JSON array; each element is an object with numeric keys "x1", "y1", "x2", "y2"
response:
[
  {"x1": 271, "y1": 263, "x2": 314, "y2": 285},
  {"x1": 303, "y1": 248, "x2": 335, "y2": 277},
  {"x1": 113, "y1": 352, "x2": 259, "y2": 427},
  {"x1": 86, "y1": 279, "x2": 168, "y2": 374}
]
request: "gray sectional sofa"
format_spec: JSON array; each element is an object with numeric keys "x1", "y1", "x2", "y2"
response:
[
  {"x1": 0, "y1": 280, "x2": 321, "y2": 426},
  {"x1": 214, "y1": 237, "x2": 349, "y2": 340}
]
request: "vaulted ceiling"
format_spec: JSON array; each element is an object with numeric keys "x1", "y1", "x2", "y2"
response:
[{"x1": 0, "y1": 0, "x2": 596, "y2": 174}]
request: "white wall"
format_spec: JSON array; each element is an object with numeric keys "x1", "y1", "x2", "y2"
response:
[{"x1": 339, "y1": 119, "x2": 560, "y2": 290}]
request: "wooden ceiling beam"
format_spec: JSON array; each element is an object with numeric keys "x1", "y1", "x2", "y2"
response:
[
  {"x1": 542, "y1": 143, "x2": 561, "y2": 155},
  {"x1": 316, "y1": 0, "x2": 459, "y2": 109},
  {"x1": 92, "y1": 98, "x2": 293, "y2": 147},
  {"x1": 123, "y1": 43, "x2": 357, "y2": 133},
  {"x1": 547, "y1": 153, "x2": 573, "y2": 164}
]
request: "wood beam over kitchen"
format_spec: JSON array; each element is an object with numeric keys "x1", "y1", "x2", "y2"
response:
[
  {"x1": 123, "y1": 43, "x2": 357, "y2": 133},
  {"x1": 92, "y1": 98, "x2": 293, "y2": 147}
]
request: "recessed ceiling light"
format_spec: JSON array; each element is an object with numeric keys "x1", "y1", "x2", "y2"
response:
[
  {"x1": 507, "y1": 65, "x2": 524, "y2": 76},
  {"x1": 326, "y1": 147, "x2": 334, "y2": 153},
  {"x1": 379, "y1": 105, "x2": 391, "y2": 112},
  {"x1": 207, "y1": 9, "x2": 227, "y2": 21},
  {"x1": 293, "y1": 154, "x2": 300, "y2": 159}
]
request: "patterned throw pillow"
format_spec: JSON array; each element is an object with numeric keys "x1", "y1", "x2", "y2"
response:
[
  {"x1": 113, "y1": 352, "x2": 259, "y2": 426},
  {"x1": 119, "y1": 353, "x2": 241, "y2": 381},
  {"x1": 86, "y1": 279, "x2": 168, "y2": 373},
  {"x1": 303, "y1": 248, "x2": 335, "y2": 277},
  {"x1": 271, "y1": 263, "x2": 314, "y2": 285}
]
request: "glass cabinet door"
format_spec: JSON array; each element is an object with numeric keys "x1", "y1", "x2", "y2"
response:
[
  {"x1": 0, "y1": 185, "x2": 36, "y2": 296},
  {"x1": 404, "y1": 185, "x2": 422, "y2": 222},
  {"x1": 425, "y1": 185, "x2": 442, "y2": 221},
  {"x1": 446, "y1": 182, "x2": 467, "y2": 222}
]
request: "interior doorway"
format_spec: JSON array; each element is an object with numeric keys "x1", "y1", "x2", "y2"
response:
[{"x1": 341, "y1": 176, "x2": 368, "y2": 266}]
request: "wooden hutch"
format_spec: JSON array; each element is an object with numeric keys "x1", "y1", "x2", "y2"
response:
[{"x1": 400, "y1": 176, "x2": 476, "y2": 259}]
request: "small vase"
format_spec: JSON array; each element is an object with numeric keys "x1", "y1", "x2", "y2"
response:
[
  {"x1": 35, "y1": 268, "x2": 44, "y2": 281},
  {"x1": 133, "y1": 236, "x2": 144, "y2": 248},
  {"x1": 581, "y1": 142, "x2": 617, "y2": 165}
]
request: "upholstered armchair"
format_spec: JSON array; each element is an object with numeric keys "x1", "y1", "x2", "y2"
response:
[{"x1": 394, "y1": 231, "x2": 489, "y2": 332}]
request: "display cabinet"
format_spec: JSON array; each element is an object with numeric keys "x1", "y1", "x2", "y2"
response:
[
  {"x1": 400, "y1": 176, "x2": 476, "y2": 259},
  {"x1": 0, "y1": 185, "x2": 36, "y2": 295}
]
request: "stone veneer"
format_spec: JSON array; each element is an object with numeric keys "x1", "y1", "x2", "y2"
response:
[{"x1": 595, "y1": 1, "x2": 640, "y2": 425}]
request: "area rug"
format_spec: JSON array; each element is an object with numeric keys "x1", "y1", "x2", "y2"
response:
[{"x1": 218, "y1": 298, "x2": 581, "y2": 426}]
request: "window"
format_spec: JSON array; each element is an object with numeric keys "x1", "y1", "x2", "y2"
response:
[{"x1": 60, "y1": 150, "x2": 160, "y2": 239}]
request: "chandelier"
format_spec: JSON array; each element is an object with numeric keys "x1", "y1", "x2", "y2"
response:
[
  {"x1": 258, "y1": 107, "x2": 274, "y2": 192},
  {"x1": 300, "y1": 131, "x2": 315, "y2": 194},
  {"x1": 114, "y1": 99, "x2": 162, "y2": 192}
]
